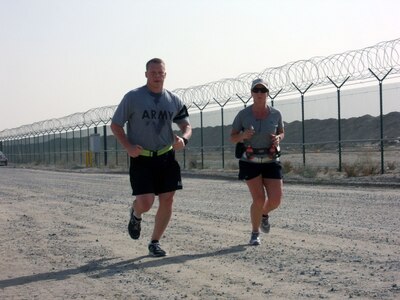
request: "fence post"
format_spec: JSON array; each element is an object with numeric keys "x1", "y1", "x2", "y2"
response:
[
  {"x1": 236, "y1": 94, "x2": 252, "y2": 108},
  {"x1": 58, "y1": 131, "x2": 62, "y2": 162},
  {"x1": 214, "y1": 97, "x2": 231, "y2": 169},
  {"x1": 46, "y1": 132, "x2": 50, "y2": 164},
  {"x1": 292, "y1": 83, "x2": 313, "y2": 166},
  {"x1": 51, "y1": 132, "x2": 55, "y2": 164},
  {"x1": 194, "y1": 101, "x2": 210, "y2": 169},
  {"x1": 78, "y1": 127, "x2": 83, "y2": 165},
  {"x1": 65, "y1": 131, "x2": 69, "y2": 164},
  {"x1": 269, "y1": 88, "x2": 283, "y2": 107},
  {"x1": 103, "y1": 124, "x2": 108, "y2": 166},
  {"x1": 72, "y1": 129, "x2": 75, "y2": 163},
  {"x1": 368, "y1": 68, "x2": 393, "y2": 174},
  {"x1": 327, "y1": 76, "x2": 350, "y2": 172}
]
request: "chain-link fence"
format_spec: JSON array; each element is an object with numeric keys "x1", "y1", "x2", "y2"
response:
[{"x1": 1, "y1": 38, "x2": 400, "y2": 174}]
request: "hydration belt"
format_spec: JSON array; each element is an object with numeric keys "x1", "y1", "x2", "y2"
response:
[
  {"x1": 140, "y1": 145, "x2": 173, "y2": 157},
  {"x1": 252, "y1": 147, "x2": 270, "y2": 155}
]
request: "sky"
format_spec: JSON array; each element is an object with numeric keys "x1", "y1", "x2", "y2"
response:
[{"x1": 1, "y1": 0, "x2": 400, "y2": 131}]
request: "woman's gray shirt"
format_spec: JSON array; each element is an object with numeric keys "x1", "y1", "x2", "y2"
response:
[{"x1": 232, "y1": 104, "x2": 284, "y2": 159}]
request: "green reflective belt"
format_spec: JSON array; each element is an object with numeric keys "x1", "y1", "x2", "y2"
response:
[{"x1": 140, "y1": 145, "x2": 173, "y2": 157}]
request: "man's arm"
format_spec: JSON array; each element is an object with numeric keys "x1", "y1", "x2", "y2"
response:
[
  {"x1": 173, "y1": 121, "x2": 192, "y2": 150},
  {"x1": 110, "y1": 122, "x2": 142, "y2": 157}
]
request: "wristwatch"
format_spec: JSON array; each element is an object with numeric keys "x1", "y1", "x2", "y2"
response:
[{"x1": 182, "y1": 137, "x2": 188, "y2": 145}]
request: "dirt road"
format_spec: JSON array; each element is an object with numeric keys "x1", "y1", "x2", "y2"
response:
[{"x1": 0, "y1": 168, "x2": 399, "y2": 299}]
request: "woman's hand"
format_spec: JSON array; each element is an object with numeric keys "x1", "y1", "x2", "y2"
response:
[
  {"x1": 242, "y1": 128, "x2": 255, "y2": 140},
  {"x1": 270, "y1": 134, "x2": 281, "y2": 146}
]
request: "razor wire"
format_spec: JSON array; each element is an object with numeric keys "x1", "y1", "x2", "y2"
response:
[{"x1": 1, "y1": 38, "x2": 400, "y2": 140}]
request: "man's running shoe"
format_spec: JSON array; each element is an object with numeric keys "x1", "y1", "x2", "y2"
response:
[
  {"x1": 249, "y1": 232, "x2": 261, "y2": 246},
  {"x1": 260, "y1": 215, "x2": 270, "y2": 233},
  {"x1": 148, "y1": 242, "x2": 167, "y2": 257},
  {"x1": 128, "y1": 206, "x2": 141, "y2": 240}
]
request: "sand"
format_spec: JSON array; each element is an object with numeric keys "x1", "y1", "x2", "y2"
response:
[{"x1": 0, "y1": 168, "x2": 399, "y2": 299}]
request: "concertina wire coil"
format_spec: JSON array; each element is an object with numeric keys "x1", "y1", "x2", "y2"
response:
[{"x1": 1, "y1": 38, "x2": 399, "y2": 139}]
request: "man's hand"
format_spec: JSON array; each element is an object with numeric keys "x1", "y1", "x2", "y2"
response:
[
  {"x1": 173, "y1": 135, "x2": 186, "y2": 151},
  {"x1": 127, "y1": 144, "x2": 143, "y2": 158}
]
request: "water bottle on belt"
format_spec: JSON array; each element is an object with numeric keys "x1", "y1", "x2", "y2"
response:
[
  {"x1": 245, "y1": 126, "x2": 255, "y2": 159},
  {"x1": 245, "y1": 145, "x2": 254, "y2": 159},
  {"x1": 268, "y1": 133, "x2": 281, "y2": 159}
]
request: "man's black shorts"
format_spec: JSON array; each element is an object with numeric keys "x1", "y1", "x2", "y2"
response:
[
  {"x1": 129, "y1": 150, "x2": 182, "y2": 196},
  {"x1": 238, "y1": 160, "x2": 283, "y2": 181}
]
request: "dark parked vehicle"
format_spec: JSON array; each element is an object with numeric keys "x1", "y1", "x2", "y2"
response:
[{"x1": 0, "y1": 151, "x2": 8, "y2": 166}]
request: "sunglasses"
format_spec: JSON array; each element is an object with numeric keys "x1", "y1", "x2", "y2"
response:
[{"x1": 251, "y1": 87, "x2": 269, "y2": 93}]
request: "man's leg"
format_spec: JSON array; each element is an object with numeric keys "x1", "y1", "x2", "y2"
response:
[
  {"x1": 151, "y1": 191, "x2": 175, "y2": 241},
  {"x1": 133, "y1": 193, "x2": 155, "y2": 218},
  {"x1": 128, "y1": 194, "x2": 155, "y2": 240}
]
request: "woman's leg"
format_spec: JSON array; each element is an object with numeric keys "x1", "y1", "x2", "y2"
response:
[
  {"x1": 262, "y1": 178, "x2": 283, "y2": 215},
  {"x1": 245, "y1": 175, "x2": 266, "y2": 232}
]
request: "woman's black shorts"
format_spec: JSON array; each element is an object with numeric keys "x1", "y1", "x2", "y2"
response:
[{"x1": 238, "y1": 160, "x2": 283, "y2": 181}]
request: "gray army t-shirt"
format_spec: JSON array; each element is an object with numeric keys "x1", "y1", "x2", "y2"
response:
[{"x1": 112, "y1": 85, "x2": 189, "y2": 151}]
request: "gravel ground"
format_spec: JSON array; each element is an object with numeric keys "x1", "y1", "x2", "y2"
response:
[{"x1": 0, "y1": 167, "x2": 399, "y2": 299}]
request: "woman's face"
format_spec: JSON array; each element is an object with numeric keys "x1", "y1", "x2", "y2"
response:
[{"x1": 251, "y1": 84, "x2": 269, "y2": 102}]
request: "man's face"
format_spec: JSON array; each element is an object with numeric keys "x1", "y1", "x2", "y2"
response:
[{"x1": 145, "y1": 63, "x2": 166, "y2": 88}]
